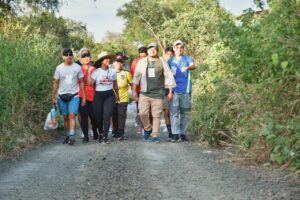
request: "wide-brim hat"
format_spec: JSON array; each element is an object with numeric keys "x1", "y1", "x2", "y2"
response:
[{"x1": 94, "y1": 51, "x2": 115, "y2": 67}]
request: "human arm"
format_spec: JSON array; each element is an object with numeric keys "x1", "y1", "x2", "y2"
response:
[
  {"x1": 52, "y1": 79, "x2": 59, "y2": 106},
  {"x1": 87, "y1": 67, "x2": 95, "y2": 85},
  {"x1": 113, "y1": 80, "x2": 120, "y2": 102},
  {"x1": 79, "y1": 78, "x2": 86, "y2": 106},
  {"x1": 181, "y1": 56, "x2": 196, "y2": 72}
]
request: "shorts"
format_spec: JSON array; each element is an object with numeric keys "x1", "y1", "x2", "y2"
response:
[{"x1": 57, "y1": 96, "x2": 80, "y2": 116}]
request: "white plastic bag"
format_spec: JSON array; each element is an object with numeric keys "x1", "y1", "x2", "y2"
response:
[
  {"x1": 44, "y1": 112, "x2": 58, "y2": 130},
  {"x1": 127, "y1": 101, "x2": 137, "y2": 114}
]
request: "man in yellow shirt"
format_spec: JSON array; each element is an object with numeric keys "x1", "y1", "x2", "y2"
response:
[{"x1": 112, "y1": 54, "x2": 133, "y2": 140}]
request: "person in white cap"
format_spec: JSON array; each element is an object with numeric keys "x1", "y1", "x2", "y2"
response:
[
  {"x1": 132, "y1": 42, "x2": 176, "y2": 143},
  {"x1": 168, "y1": 40, "x2": 196, "y2": 142},
  {"x1": 87, "y1": 52, "x2": 119, "y2": 144}
]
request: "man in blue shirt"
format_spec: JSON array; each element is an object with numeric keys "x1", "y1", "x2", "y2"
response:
[{"x1": 168, "y1": 40, "x2": 196, "y2": 142}]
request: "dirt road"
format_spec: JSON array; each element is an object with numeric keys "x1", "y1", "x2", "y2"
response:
[{"x1": 0, "y1": 115, "x2": 299, "y2": 200}]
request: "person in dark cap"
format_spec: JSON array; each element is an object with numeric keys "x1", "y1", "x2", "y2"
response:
[
  {"x1": 132, "y1": 42, "x2": 176, "y2": 143},
  {"x1": 111, "y1": 54, "x2": 133, "y2": 140},
  {"x1": 77, "y1": 48, "x2": 99, "y2": 142},
  {"x1": 130, "y1": 45, "x2": 148, "y2": 135},
  {"x1": 52, "y1": 48, "x2": 86, "y2": 145}
]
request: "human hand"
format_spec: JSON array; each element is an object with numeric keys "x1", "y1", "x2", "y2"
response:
[{"x1": 181, "y1": 66, "x2": 189, "y2": 73}]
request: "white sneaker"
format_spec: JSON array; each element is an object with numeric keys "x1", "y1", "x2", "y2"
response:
[
  {"x1": 80, "y1": 133, "x2": 84, "y2": 139},
  {"x1": 89, "y1": 129, "x2": 93, "y2": 137},
  {"x1": 163, "y1": 126, "x2": 168, "y2": 133}
]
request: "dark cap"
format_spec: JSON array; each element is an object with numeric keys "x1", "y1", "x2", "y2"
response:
[
  {"x1": 62, "y1": 48, "x2": 73, "y2": 56},
  {"x1": 116, "y1": 55, "x2": 124, "y2": 63},
  {"x1": 115, "y1": 52, "x2": 128, "y2": 62},
  {"x1": 138, "y1": 46, "x2": 147, "y2": 53}
]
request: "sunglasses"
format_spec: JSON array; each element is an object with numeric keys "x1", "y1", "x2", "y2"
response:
[
  {"x1": 63, "y1": 53, "x2": 73, "y2": 57},
  {"x1": 81, "y1": 54, "x2": 91, "y2": 58}
]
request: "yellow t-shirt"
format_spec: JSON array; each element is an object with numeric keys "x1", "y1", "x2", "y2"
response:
[{"x1": 117, "y1": 70, "x2": 132, "y2": 102}]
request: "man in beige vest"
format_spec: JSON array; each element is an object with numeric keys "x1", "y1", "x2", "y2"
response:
[{"x1": 132, "y1": 42, "x2": 176, "y2": 143}]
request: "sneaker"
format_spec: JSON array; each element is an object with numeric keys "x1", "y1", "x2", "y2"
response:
[
  {"x1": 167, "y1": 132, "x2": 173, "y2": 141},
  {"x1": 163, "y1": 126, "x2": 168, "y2": 133},
  {"x1": 80, "y1": 133, "x2": 84, "y2": 139},
  {"x1": 152, "y1": 137, "x2": 160, "y2": 143},
  {"x1": 180, "y1": 134, "x2": 188, "y2": 142},
  {"x1": 143, "y1": 129, "x2": 152, "y2": 141},
  {"x1": 136, "y1": 128, "x2": 142, "y2": 135},
  {"x1": 63, "y1": 136, "x2": 69, "y2": 144},
  {"x1": 68, "y1": 135, "x2": 76, "y2": 145},
  {"x1": 89, "y1": 129, "x2": 93, "y2": 137},
  {"x1": 119, "y1": 136, "x2": 126, "y2": 141},
  {"x1": 171, "y1": 134, "x2": 180, "y2": 142},
  {"x1": 102, "y1": 137, "x2": 110, "y2": 144},
  {"x1": 112, "y1": 130, "x2": 119, "y2": 138},
  {"x1": 82, "y1": 138, "x2": 89, "y2": 143}
]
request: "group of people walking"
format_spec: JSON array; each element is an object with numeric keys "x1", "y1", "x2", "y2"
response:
[{"x1": 51, "y1": 40, "x2": 195, "y2": 145}]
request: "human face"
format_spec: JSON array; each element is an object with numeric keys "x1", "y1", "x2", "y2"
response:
[
  {"x1": 63, "y1": 53, "x2": 73, "y2": 64},
  {"x1": 165, "y1": 51, "x2": 174, "y2": 60},
  {"x1": 174, "y1": 45, "x2": 184, "y2": 57},
  {"x1": 147, "y1": 47, "x2": 158, "y2": 58},
  {"x1": 101, "y1": 58, "x2": 110, "y2": 68},
  {"x1": 139, "y1": 52, "x2": 147, "y2": 58},
  {"x1": 114, "y1": 61, "x2": 123, "y2": 72},
  {"x1": 81, "y1": 54, "x2": 91, "y2": 65}
]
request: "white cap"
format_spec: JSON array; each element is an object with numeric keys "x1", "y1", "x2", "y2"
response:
[{"x1": 173, "y1": 40, "x2": 184, "y2": 48}]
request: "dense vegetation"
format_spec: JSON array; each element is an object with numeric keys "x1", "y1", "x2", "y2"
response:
[
  {"x1": 0, "y1": 0, "x2": 299, "y2": 170},
  {"x1": 118, "y1": 0, "x2": 300, "y2": 169}
]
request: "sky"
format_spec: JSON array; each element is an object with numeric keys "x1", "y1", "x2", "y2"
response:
[{"x1": 58, "y1": 0, "x2": 260, "y2": 42}]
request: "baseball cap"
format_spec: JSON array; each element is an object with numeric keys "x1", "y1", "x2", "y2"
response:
[
  {"x1": 173, "y1": 40, "x2": 184, "y2": 48},
  {"x1": 138, "y1": 46, "x2": 147, "y2": 53},
  {"x1": 62, "y1": 48, "x2": 73, "y2": 56},
  {"x1": 79, "y1": 48, "x2": 90, "y2": 57},
  {"x1": 147, "y1": 42, "x2": 159, "y2": 50}
]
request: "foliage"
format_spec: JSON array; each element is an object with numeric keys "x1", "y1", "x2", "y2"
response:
[{"x1": 118, "y1": 0, "x2": 300, "y2": 169}]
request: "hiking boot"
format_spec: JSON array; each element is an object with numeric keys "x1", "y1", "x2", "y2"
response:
[
  {"x1": 180, "y1": 134, "x2": 188, "y2": 142},
  {"x1": 143, "y1": 129, "x2": 152, "y2": 141},
  {"x1": 68, "y1": 135, "x2": 76, "y2": 145},
  {"x1": 152, "y1": 137, "x2": 160, "y2": 143},
  {"x1": 171, "y1": 134, "x2": 180, "y2": 142},
  {"x1": 167, "y1": 132, "x2": 173, "y2": 141},
  {"x1": 63, "y1": 136, "x2": 69, "y2": 144}
]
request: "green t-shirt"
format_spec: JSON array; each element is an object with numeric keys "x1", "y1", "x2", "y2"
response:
[{"x1": 141, "y1": 58, "x2": 165, "y2": 99}]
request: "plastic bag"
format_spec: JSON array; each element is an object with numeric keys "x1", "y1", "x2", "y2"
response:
[
  {"x1": 127, "y1": 101, "x2": 137, "y2": 114},
  {"x1": 44, "y1": 112, "x2": 58, "y2": 130}
]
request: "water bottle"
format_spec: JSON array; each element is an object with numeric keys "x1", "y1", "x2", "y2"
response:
[{"x1": 50, "y1": 107, "x2": 57, "y2": 125}]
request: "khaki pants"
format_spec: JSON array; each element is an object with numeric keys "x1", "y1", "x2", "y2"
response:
[{"x1": 138, "y1": 95, "x2": 163, "y2": 137}]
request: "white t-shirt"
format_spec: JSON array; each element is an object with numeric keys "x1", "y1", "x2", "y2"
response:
[
  {"x1": 54, "y1": 62, "x2": 84, "y2": 95},
  {"x1": 91, "y1": 68, "x2": 117, "y2": 91}
]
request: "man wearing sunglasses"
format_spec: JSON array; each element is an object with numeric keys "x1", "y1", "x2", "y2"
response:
[{"x1": 52, "y1": 48, "x2": 86, "y2": 145}]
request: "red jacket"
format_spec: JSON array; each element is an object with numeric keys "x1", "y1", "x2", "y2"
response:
[{"x1": 130, "y1": 57, "x2": 143, "y2": 93}]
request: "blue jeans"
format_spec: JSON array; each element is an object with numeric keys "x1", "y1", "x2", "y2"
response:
[
  {"x1": 57, "y1": 96, "x2": 80, "y2": 116},
  {"x1": 170, "y1": 92, "x2": 191, "y2": 135}
]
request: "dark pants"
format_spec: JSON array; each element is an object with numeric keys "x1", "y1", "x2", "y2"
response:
[
  {"x1": 79, "y1": 99, "x2": 98, "y2": 140},
  {"x1": 93, "y1": 90, "x2": 116, "y2": 139},
  {"x1": 112, "y1": 102, "x2": 128, "y2": 132}
]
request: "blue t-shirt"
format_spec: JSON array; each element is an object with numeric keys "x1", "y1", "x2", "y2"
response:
[{"x1": 168, "y1": 55, "x2": 194, "y2": 93}]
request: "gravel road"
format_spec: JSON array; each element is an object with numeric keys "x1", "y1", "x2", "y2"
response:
[{"x1": 0, "y1": 114, "x2": 299, "y2": 200}]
